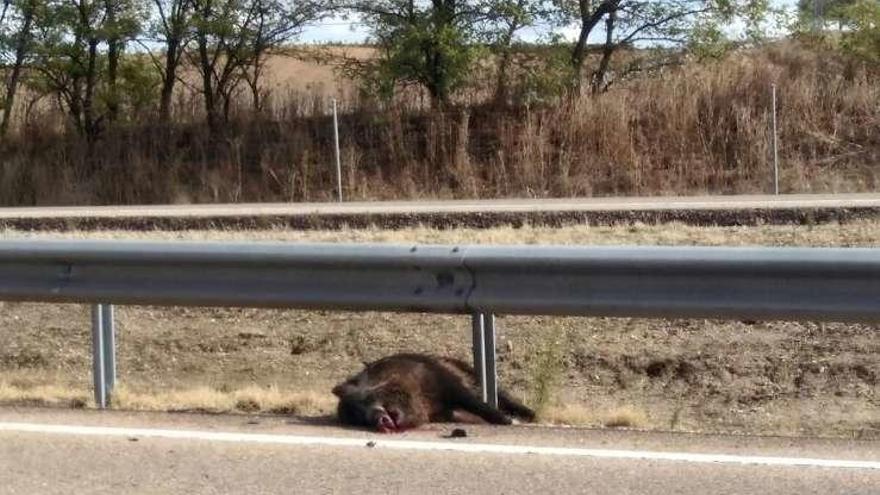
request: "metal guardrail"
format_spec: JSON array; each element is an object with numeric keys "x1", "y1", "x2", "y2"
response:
[
  {"x1": 0, "y1": 241, "x2": 471, "y2": 312},
  {"x1": 2, "y1": 239, "x2": 880, "y2": 408},
  {"x1": 3, "y1": 240, "x2": 880, "y2": 320}
]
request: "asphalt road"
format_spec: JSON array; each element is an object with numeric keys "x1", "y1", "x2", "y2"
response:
[
  {"x1": 2, "y1": 408, "x2": 879, "y2": 494},
  {"x1": 2, "y1": 193, "x2": 880, "y2": 219}
]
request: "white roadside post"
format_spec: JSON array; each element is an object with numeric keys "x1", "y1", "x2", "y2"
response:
[
  {"x1": 333, "y1": 98, "x2": 343, "y2": 202},
  {"x1": 772, "y1": 84, "x2": 779, "y2": 195}
]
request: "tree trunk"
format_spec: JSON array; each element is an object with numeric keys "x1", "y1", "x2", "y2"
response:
[
  {"x1": 423, "y1": 0, "x2": 455, "y2": 108},
  {"x1": 104, "y1": 0, "x2": 121, "y2": 123},
  {"x1": 159, "y1": 38, "x2": 180, "y2": 122},
  {"x1": 0, "y1": 1, "x2": 34, "y2": 137},
  {"x1": 197, "y1": 33, "x2": 218, "y2": 131},
  {"x1": 222, "y1": 87, "x2": 232, "y2": 123},
  {"x1": 66, "y1": 79, "x2": 85, "y2": 136},
  {"x1": 0, "y1": 0, "x2": 10, "y2": 25},
  {"x1": 158, "y1": 0, "x2": 193, "y2": 123},
  {"x1": 493, "y1": 49, "x2": 512, "y2": 106},
  {"x1": 493, "y1": 21, "x2": 518, "y2": 106},
  {"x1": 83, "y1": 36, "x2": 100, "y2": 142},
  {"x1": 196, "y1": 0, "x2": 219, "y2": 132},
  {"x1": 570, "y1": 0, "x2": 616, "y2": 91},
  {"x1": 591, "y1": 9, "x2": 616, "y2": 94},
  {"x1": 249, "y1": 55, "x2": 265, "y2": 112},
  {"x1": 425, "y1": 40, "x2": 450, "y2": 108}
]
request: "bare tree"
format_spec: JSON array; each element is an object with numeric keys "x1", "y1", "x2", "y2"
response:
[
  {"x1": 145, "y1": 0, "x2": 194, "y2": 122},
  {"x1": 241, "y1": 0, "x2": 320, "y2": 112},
  {"x1": 557, "y1": 0, "x2": 740, "y2": 93},
  {"x1": 191, "y1": 0, "x2": 252, "y2": 129},
  {"x1": 25, "y1": 0, "x2": 141, "y2": 141},
  {"x1": 486, "y1": 0, "x2": 542, "y2": 105},
  {"x1": 102, "y1": 0, "x2": 133, "y2": 123},
  {"x1": 74, "y1": 0, "x2": 102, "y2": 140},
  {"x1": 0, "y1": 0, "x2": 38, "y2": 137},
  {"x1": 190, "y1": 0, "x2": 321, "y2": 131}
]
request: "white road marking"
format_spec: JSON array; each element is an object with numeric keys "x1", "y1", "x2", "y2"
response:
[{"x1": 1, "y1": 422, "x2": 878, "y2": 470}]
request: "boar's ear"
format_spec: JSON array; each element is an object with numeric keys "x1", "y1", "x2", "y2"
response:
[
  {"x1": 331, "y1": 383, "x2": 346, "y2": 397},
  {"x1": 332, "y1": 381, "x2": 356, "y2": 397}
]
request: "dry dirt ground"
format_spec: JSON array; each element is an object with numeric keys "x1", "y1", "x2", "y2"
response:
[{"x1": 1, "y1": 222, "x2": 879, "y2": 438}]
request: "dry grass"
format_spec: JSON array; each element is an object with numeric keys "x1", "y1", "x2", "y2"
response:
[
  {"x1": 526, "y1": 328, "x2": 566, "y2": 416},
  {"x1": 601, "y1": 406, "x2": 650, "y2": 429},
  {"x1": 537, "y1": 404, "x2": 650, "y2": 429},
  {"x1": 1, "y1": 42, "x2": 878, "y2": 205},
  {"x1": 5, "y1": 219, "x2": 880, "y2": 247},
  {"x1": 537, "y1": 405, "x2": 596, "y2": 426},
  {"x1": 113, "y1": 385, "x2": 335, "y2": 415},
  {"x1": 0, "y1": 380, "x2": 335, "y2": 415},
  {"x1": 0, "y1": 382, "x2": 90, "y2": 408}
]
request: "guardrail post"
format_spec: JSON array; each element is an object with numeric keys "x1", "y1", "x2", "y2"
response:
[
  {"x1": 471, "y1": 311, "x2": 498, "y2": 408},
  {"x1": 471, "y1": 312, "x2": 486, "y2": 401},
  {"x1": 90, "y1": 303, "x2": 115, "y2": 409},
  {"x1": 101, "y1": 304, "x2": 116, "y2": 398},
  {"x1": 483, "y1": 313, "x2": 498, "y2": 409},
  {"x1": 91, "y1": 304, "x2": 106, "y2": 409}
]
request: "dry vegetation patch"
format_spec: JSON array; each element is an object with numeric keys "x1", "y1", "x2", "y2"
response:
[
  {"x1": 5, "y1": 218, "x2": 880, "y2": 246},
  {"x1": 2, "y1": 43, "x2": 879, "y2": 205}
]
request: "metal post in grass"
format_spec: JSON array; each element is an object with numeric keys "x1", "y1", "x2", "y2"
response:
[
  {"x1": 101, "y1": 304, "x2": 116, "y2": 398},
  {"x1": 482, "y1": 313, "x2": 498, "y2": 409},
  {"x1": 91, "y1": 303, "x2": 116, "y2": 409},
  {"x1": 471, "y1": 312, "x2": 487, "y2": 401},
  {"x1": 772, "y1": 84, "x2": 779, "y2": 195},
  {"x1": 333, "y1": 98, "x2": 343, "y2": 202},
  {"x1": 90, "y1": 304, "x2": 107, "y2": 409},
  {"x1": 471, "y1": 311, "x2": 498, "y2": 408}
]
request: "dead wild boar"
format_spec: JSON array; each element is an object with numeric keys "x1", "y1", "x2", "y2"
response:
[{"x1": 332, "y1": 353, "x2": 535, "y2": 433}]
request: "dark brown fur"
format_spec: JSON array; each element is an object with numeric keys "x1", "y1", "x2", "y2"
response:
[{"x1": 332, "y1": 353, "x2": 535, "y2": 433}]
